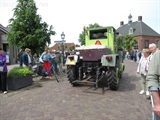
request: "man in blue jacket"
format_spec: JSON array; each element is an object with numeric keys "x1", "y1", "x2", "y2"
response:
[{"x1": 22, "y1": 48, "x2": 32, "y2": 68}]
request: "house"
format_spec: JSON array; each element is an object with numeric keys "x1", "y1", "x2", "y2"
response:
[
  {"x1": 0, "y1": 24, "x2": 19, "y2": 64},
  {"x1": 50, "y1": 42, "x2": 76, "y2": 52},
  {"x1": 117, "y1": 15, "x2": 160, "y2": 51}
]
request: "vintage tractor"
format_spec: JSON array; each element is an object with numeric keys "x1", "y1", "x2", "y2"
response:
[{"x1": 65, "y1": 26, "x2": 125, "y2": 90}]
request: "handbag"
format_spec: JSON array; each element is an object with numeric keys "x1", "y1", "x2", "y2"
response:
[{"x1": 0, "y1": 66, "x2": 4, "y2": 72}]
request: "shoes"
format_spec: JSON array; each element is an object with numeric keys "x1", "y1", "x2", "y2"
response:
[
  {"x1": 3, "y1": 91, "x2": 7, "y2": 94},
  {"x1": 146, "y1": 91, "x2": 150, "y2": 96},
  {"x1": 139, "y1": 90, "x2": 145, "y2": 94}
]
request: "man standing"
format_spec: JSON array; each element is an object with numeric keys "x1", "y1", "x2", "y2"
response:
[
  {"x1": 22, "y1": 48, "x2": 32, "y2": 69},
  {"x1": 147, "y1": 50, "x2": 160, "y2": 117},
  {"x1": 58, "y1": 52, "x2": 63, "y2": 74},
  {"x1": 17, "y1": 49, "x2": 23, "y2": 66}
]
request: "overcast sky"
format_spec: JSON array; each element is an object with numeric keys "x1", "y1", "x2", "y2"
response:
[{"x1": 0, "y1": 0, "x2": 159, "y2": 47}]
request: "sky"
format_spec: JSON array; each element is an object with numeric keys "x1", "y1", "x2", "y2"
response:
[{"x1": 0, "y1": 0, "x2": 160, "y2": 47}]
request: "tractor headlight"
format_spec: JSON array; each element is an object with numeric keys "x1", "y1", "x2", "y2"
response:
[{"x1": 80, "y1": 56, "x2": 83, "y2": 59}]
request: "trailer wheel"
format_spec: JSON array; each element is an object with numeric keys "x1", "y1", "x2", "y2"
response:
[
  {"x1": 67, "y1": 66, "x2": 78, "y2": 86},
  {"x1": 108, "y1": 68, "x2": 119, "y2": 90}
]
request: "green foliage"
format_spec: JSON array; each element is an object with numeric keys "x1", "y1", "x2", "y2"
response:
[
  {"x1": 78, "y1": 23, "x2": 102, "y2": 46},
  {"x1": 58, "y1": 44, "x2": 67, "y2": 51},
  {"x1": 76, "y1": 44, "x2": 80, "y2": 47},
  {"x1": 7, "y1": 0, "x2": 56, "y2": 55},
  {"x1": 7, "y1": 67, "x2": 34, "y2": 78},
  {"x1": 69, "y1": 46, "x2": 75, "y2": 51},
  {"x1": 116, "y1": 35, "x2": 138, "y2": 52},
  {"x1": 115, "y1": 36, "x2": 123, "y2": 50},
  {"x1": 123, "y1": 35, "x2": 138, "y2": 52}
]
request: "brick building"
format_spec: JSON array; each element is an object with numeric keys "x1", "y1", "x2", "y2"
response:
[
  {"x1": 50, "y1": 42, "x2": 76, "y2": 52},
  {"x1": 117, "y1": 15, "x2": 160, "y2": 51}
]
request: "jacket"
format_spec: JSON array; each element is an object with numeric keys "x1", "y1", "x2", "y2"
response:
[
  {"x1": 0, "y1": 54, "x2": 8, "y2": 72},
  {"x1": 147, "y1": 50, "x2": 160, "y2": 88},
  {"x1": 22, "y1": 53, "x2": 31, "y2": 66}
]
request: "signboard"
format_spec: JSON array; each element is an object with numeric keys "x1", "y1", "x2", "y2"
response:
[{"x1": 54, "y1": 40, "x2": 66, "y2": 43}]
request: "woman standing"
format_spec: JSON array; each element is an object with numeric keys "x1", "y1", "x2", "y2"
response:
[
  {"x1": 137, "y1": 49, "x2": 151, "y2": 96},
  {"x1": 39, "y1": 48, "x2": 52, "y2": 79},
  {"x1": 0, "y1": 48, "x2": 8, "y2": 94}
]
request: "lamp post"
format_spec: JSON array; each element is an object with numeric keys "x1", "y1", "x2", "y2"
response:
[{"x1": 61, "y1": 32, "x2": 65, "y2": 65}]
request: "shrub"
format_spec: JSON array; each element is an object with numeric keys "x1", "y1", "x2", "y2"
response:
[{"x1": 7, "y1": 67, "x2": 34, "y2": 78}]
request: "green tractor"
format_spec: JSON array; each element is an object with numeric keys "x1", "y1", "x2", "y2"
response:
[{"x1": 65, "y1": 26, "x2": 125, "y2": 90}]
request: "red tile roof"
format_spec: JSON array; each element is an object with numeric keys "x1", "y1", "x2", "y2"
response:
[{"x1": 50, "y1": 42, "x2": 76, "y2": 52}]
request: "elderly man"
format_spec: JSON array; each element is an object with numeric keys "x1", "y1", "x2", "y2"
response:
[
  {"x1": 149, "y1": 43, "x2": 158, "y2": 59},
  {"x1": 146, "y1": 43, "x2": 158, "y2": 74},
  {"x1": 22, "y1": 48, "x2": 32, "y2": 68},
  {"x1": 145, "y1": 43, "x2": 158, "y2": 97},
  {"x1": 147, "y1": 50, "x2": 160, "y2": 117}
]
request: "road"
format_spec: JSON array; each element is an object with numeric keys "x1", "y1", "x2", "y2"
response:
[{"x1": 0, "y1": 60, "x2": 151, "y2": 120}]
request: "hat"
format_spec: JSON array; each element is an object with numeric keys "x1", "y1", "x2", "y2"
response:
[{"x1": 149, "y1": 43, "x2": 156, "y2": 48}]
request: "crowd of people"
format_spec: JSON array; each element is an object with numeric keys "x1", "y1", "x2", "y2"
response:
[
  {"x1": 124, "y1": 49, "x2": 142, "y2": 62},
  {"x1": 0, "y1": 47, "x2": 75, "y2": 94}
]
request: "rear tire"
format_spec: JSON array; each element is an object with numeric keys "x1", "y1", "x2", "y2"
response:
[
  {"x1": 108, "y1": 68, "x2": 119, "y2": 90},
  {"x1": 67, "y1": 66, "x2": 78, "y2": 86}
]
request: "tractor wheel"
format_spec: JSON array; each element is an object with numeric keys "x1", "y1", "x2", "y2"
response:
[
  {"x1": 108, "y1": 68, "x2": 119, "y2": 90},
  {"x1": 67, "y1": 66, "x2": 78, "y2": 86}
]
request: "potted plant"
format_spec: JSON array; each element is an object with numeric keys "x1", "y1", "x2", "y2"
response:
[{"x1": 7, "y1": 67, "x2": 34, "y2": 90}]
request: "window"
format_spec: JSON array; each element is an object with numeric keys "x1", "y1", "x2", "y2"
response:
[
  {"x1": 133, "y1": 44, "x2": 138, "y2": 50},
  {"x1": 145, "y1": 40, "x2": 149, "y2": 48},
  {"x1": 156, "y1": 40, "x2": 159, "y2": 48},
  {"x1": 129, "y1": 27, "x2": 133, "y2": 34},
  {"x1": 90, "y1": 29, "x2": 107, "y2": 40}
]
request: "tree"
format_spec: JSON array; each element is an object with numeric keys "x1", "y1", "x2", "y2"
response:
[
  {"x1": 58, "y1": 43, "x2": 67, "y2": 51},
  {"x1": 116, "y1": 34, "x2": 138, "y2": 52},
  {"x1": 78, "y1": 23, "x2": 102, "y2": 46},
  {"x1": 7, "y1": 0, "x2": 55, "y2": 55},
  {"x1": 69, "y1": 46, "x2": 75, "y2": 51},
  {"x1": 76, "y1": 44, "x2": 80, "y2": 47}
]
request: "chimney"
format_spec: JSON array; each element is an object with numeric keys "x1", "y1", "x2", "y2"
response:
[
  {"x1": 138, "y1": 16, "x2": 142, "y2": 21},
  {"x1": 120, "y1": 21, "x2": 124, "y2": 26}
]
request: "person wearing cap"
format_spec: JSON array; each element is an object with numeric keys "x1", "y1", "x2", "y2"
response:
[
  {"x1": 0, "y1": 48, "x2": 8, "y2": 94},
  {"x1": 22, "y1": 48, "x2": 32, "y2": 68},
  {"x1": 147, "y1": 50, "x2": 160, "y2": 117}
]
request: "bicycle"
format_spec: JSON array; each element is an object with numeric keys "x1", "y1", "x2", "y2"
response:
[{"x1": 32, "y1": 62, "x2": 59, "y2": 82}]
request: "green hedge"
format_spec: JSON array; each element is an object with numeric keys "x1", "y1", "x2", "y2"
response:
[{"x1": 7, "y1": 67, "x2": 34, "y2": 78}]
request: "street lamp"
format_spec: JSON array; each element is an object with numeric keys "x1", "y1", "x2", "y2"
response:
[
  {"x1": 61, "y1": 32, "x2": 65, "y2": 65},
  {"x1": 61, "y1": 32, "x2": 65, "y2": 40}
]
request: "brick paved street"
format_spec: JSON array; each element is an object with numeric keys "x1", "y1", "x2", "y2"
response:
[{"x1": 0, "y1": 60, "x2": 151, "y2": 120}]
